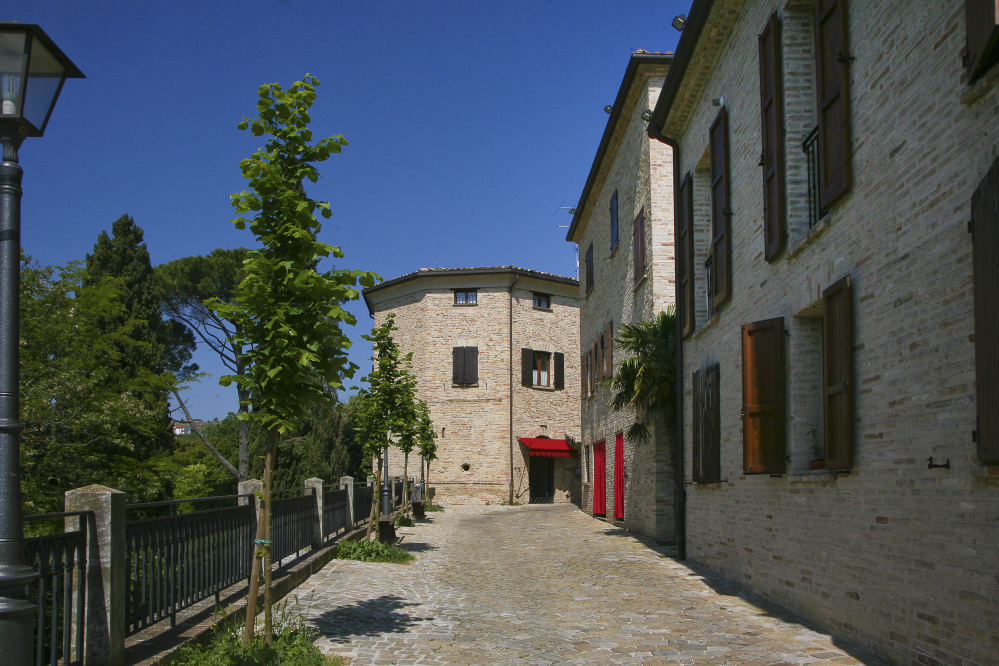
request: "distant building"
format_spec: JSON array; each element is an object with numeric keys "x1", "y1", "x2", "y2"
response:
[{"x1": 363, "y1": 267, "x2": 581, "y2": 504}]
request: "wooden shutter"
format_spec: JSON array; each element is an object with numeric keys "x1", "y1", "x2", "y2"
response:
[
  {"x1": 678, "y1": 172, "x2": 695, "y2": 337},
  {"x1": 592, "y1": 341, "x2": 599, "y2": 390},
  {"x1": 633, "y1": 207, "x2": 647, "y2": 281},
  {"x1": 611, "y1": 190, "x2": 619, "y2": 250},
  {"x1": 585, "y1": 351, "x2": 592, "y2": 396},
  {"x1": 581, "y1": 353, "x2": 587, "y2": 398},
  {"x1": 972, "y1": 156, "x2": 999, "y2": 463},
  {"x1": 553, "y1": 352, "x2": 565, "y2": 390},
  {"x1": 464, "y1": 346, "x2": 478, "y2": 385},
  {"x1": 452, "y1": 347, "x2": 465, "y2": 384},
  {"x1": 742, "y1": 317, "x2": 786, "y2": 474},
  {"x1": 709, "y1": 107, "x2": 732, "y2": 308},
  {"x1": 814, "y1": 0, "x2": 851, "y2": 208},
  {"x1": 606, "y1": 321, "x2": 613, "y2": 377},
  {"x1": 759, "y1": 11, "x2": 786, "y2": 261},
  {"x1": 822, "y1": 277, "x2": 853, "y2": 470},
  {"x1": 966, "y1": 0, "x2": 999, "y2": 83},
  {"x1": 521, "y1": 348, "x2": 534, "y2": 387},
  {"x1": 692, "y1": 364, "x2": 721, "y2": 483},
  {"x1": 585, "y1": 243, "x2": 594, "y2": 292}
]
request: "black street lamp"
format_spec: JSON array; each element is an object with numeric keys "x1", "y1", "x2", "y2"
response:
[{"x1": 0, "y1": 22, "x2": 83, "y2": 666}]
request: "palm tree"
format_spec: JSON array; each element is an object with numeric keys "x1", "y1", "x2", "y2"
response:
[{"x1": 601, "y1": 307, "x2": 677, "y2": 443}]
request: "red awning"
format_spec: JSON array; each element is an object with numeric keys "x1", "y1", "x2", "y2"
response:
[{"x1": 518, "y1": 438, "x2": 576, "y2": 458}]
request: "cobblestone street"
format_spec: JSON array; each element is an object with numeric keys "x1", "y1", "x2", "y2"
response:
[{"x1": 298, "y1": 505, "x2": 885, "y2": 666}]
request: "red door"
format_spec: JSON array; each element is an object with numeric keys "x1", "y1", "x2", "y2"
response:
[
  {"x1": 592, "y1": 441, "x2": 606, "y2": 516},
  {"x1": 613, "y1": 433, "x2": 625, "y2": 520}
]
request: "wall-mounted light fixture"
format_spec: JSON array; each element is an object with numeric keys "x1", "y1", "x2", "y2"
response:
[
  {"x1": 640, "y1": 109, "x2": 653, "y2": 122},
  {"x1": 672, "y1": 14, "x2": 686, "y2": 31},
  {"x1": 604, "y1": 105, "x2": 613, "y2": 114}
]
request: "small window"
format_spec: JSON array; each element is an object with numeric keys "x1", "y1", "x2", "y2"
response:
[
  {"x1": 453, "y1": 289, "x2": 477, "y2": 305},
  {"x1": 533, "y1": 293, "x2": 550, "y2": 309},
  {"x1": 633, "y1": 207, "x2": 647, "y2": 286},
  {"x1": 585, "y1": 243, "x2": 594, "y2": 293},
  {"x1": 533, "y1": 351, "x2": 551, "y2": 387},
  {"x1": 610, "y1": 190, "x2": 619, "y2": 251}
]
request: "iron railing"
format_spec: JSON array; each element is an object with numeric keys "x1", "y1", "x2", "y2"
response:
[
  {"x1": 24, "y1": 511, "x2": 92, "y2": 666},
  {"x1": 802, "y1": 126, "x2": 823, "y2": 228},
  {"x1": 124, "y1": 496, "x2": 255, "y2": 635},
  {"x1": 322, "y1": 487, "x2": 350, "y2": 538},
  {"x1": 270, "y1": 490, "x2": 316, "y2": 562},
  {"x1": 354, "y1": 484, "x2": 373, "y2": 525}
]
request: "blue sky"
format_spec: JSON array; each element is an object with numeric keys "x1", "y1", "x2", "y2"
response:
[{"x1": 5, "y1": 0, "x2": 686, "y2": 420}]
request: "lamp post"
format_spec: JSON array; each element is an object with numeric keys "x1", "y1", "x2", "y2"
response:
[{"x1": 0, "y1": 23, "x2": 83, "y2": 666}]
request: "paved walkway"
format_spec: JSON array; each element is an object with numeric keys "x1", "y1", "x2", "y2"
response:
[{"x1": 298, "y1": 504, "x2": 885, "y2": 666}]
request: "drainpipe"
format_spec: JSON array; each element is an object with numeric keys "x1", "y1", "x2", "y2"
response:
[
  {"x1": 509, "y1": 271, "x2": 520, "y2": 505},
  {"x1": 648, "y1": 127, "x2": 686, "y2": 561}
]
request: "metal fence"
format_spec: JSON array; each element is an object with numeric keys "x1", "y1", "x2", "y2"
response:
[
  {"x1": 123, "y1": 496, "x2": 255, "y2": 635},
  {"x1": 802, "y1": 125, "x2": 822, "y2": 228},
  {"x1": 271, "y1": 490, "x2": 316, "y2": 562},
  {"x1": 354, "y1": 484, "x2": 373, "y2": 525},
  {"x1": 322, "y1": 487, "x2": 350, "y2": 538},
  {"x1": 24, "y1": 511, "x2": 92, "y2": 666}
]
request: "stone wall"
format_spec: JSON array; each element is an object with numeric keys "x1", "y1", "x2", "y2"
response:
[{"x1": 665, "y1": 1, "x2": 999, "y2": 664}]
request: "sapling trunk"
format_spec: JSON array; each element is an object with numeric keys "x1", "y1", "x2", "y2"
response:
[
  {"x1": 403, "y1": 452, "x2": 409, "y2": 515},
  {"x1": 243, "y1": 429, "x2": 278, "y2": 644},
  {"x1": 365, "y1": 453, "x2": 382, "y2": 540}
]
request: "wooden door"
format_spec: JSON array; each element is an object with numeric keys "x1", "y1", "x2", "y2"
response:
[
  {"x1": 592, "y1": 441, "x2": 606, "y2": 516},
  {"x1": 613, "y1": 433, "x2": 625, "y2": 520}
]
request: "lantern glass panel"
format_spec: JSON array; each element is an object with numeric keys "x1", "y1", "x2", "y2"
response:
[
  {"x1": 0, "y1": 31, "x2": 26, "y2": 117},
  {"x1": 23, "y1": 37, "x2": 64, "y2": 130}
]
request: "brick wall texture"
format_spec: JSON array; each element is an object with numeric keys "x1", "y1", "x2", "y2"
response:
[
  {"x1": 661, "y1": 1, "x2": 999, "y2": 664},
  {"x1": 365, "y1": 269, "x2": 581, "y2": 506},
  {"x1": 571, "y1": 61, "x2": 678, "y2": 542}
]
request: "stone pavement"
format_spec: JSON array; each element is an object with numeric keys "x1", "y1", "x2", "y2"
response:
[{"x1": 298, "y1": 504, "x2": 886, "y2": 666}]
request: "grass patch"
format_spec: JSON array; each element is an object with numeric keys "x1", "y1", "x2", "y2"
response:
[
  {"x1": 336, "y1": 538, "x2": 414, "y2": 564},
  {"x1": 395, "y1": 513, "x2": 415, "y2": 527},
  {"x1": 172, "y1": 608, "x2": 347, "y2": 666},
  {"x1": 423, "y1": 501, "x2": 444, "y2": 512}
]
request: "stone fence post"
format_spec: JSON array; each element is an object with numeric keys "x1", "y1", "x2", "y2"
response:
[
  {"x1": 65, "y1": 485, "x2": 125, "y2": 666},
  {"x1": 339, "y1": 476, "x2": 355, "y2": 525},
  {"x1": 304, "y1": 478, "x2": 323, "y2": 548},
  {"x1": 238, "y1": 479, "x2": 263, "y2": 515}
]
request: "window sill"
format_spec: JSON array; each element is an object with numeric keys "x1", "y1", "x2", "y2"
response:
[
  {"x1": 531, "y1": 385, "x2": 556, "y2": 391},
  {"x1": 692, "y1": 311, "x2": 722, "y2": 341},
  {"x1": 533, "y1": 306, "x2": 553, "y2": 313},
  {"x1": 785, "y1": 213, "x2": 831, "y2": 261},
  {"x1": 451, "y1": 383, "x2": 480, "y2": 388},
  {"x1": 962, "y1": 63, "x2": 999, "y2": 106},
  {"x1": 452, "y1": 303, "x2": 478, "y2": 307},
  {"x1": 611, "y1": 243, "x2": 620, "y2": 257},
  {"x1": 786, "y1": 470, "x2": 850, "y2": 482},
  {"x1": 633, "y1": 271, "x2": 648, "y2": 292}
]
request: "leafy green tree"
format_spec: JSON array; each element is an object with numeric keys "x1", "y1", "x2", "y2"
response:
[
  {"x1": 156, "y1": 248, "x2": 252, "y2": 478},
  {"x1": 210, "y1": 74, "x2": 377, "y2": 643},
  {"x1": 601, "y1": 307, "x2": 677, "y2": 443},
  {"x1": 19, "y1": 257, "x2": 178, "y2": 514}
]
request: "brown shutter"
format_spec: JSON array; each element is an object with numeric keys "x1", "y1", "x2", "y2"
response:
[
  {"x1": 465, "y1": 346, "x2": 479, "y2": 385},
  {"x1": 553, "y1": 352, "x2": 565, "y2": 390},
  {"x1": 585, "y1": 243, "x2": 594, "y2": 291},
  {"x1": 742, "y1": 317, "x2": 786, "y2": 474},
  {"x1": 452, "y1": 347, "x2": 465, "y2": 384},
  {"x1": 759, "y1": 11, "x2": 786, "y2": 261},
  {"x1": 606, "y1": 321, "x2": 613, "y2": 377},
  {"x1": 966, "y1": 0, "x2": 999, "y2": 83},
  {"x1": 972, "y1": 157, "x2": 999, "y2": 464},
  {"x1": 592, "y1": 341, "x2": 599, "y2": 390},
  {"x1": 585, "y1": 351, "x2": 592, "y2": 396},
  {"x1": 581, "y1": 353, "x2": 587, "y2": 398},
  {"x1": 822, "y1": 277, "x2": 853, "y2": 470},
  {"x1": 521, "y1": 348, "x2": 534, "y2": 387},
  {"x1": 678, "y1": 172, "x2": 695, "y2": 337},
  {"x1": 692, "y1": 364, "x2": 721, "y2": 483},
  {"x1": 633, "y1": 207, "x2": 647, "y2": 279},
  {"x1": 814, "y1": 0, "x2": 851, "y2": 208},
  {"x1": 709, "y1": 107, "x2": 732, "y2": 308}
]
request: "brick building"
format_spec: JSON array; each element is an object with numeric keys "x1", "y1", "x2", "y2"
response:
[
  {"x1": 362, "y1": 267, "x2": 581, "y2": 505},
  {"x1": 646, "y1": 1, "x2": 999, "y2": 664},
  {"x1": 565, "y1": 50, "x2": 678, "y2": 541}
]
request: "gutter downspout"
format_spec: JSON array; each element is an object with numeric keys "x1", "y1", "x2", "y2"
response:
[
  {"x1": 649, "y1": 127, "x2": 686, "y2": 561},
  {"x1": 509, "y1": 272, "x2": 520, "y2": 505}
]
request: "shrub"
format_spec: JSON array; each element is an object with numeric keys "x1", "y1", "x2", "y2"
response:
[
  {"x1": 172, "y1": 608, "x2": 346, "y2": 666},
  {"x1": 395, "y1": 514, "x2": 415, "y2": 527},
  {"x1": 336, "y1": 538, "x2": 414, "y2": 564}
]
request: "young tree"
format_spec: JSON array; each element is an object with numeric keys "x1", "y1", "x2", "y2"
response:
[
  {"x1": 210, "y1": 74, "x2": 377, "y2": 644},
  {"x1": 155, "y1": 249, "x2": 252, "y2": 478}
]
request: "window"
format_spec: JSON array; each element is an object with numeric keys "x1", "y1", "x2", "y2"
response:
[
  {"x1": 522, "y1": 349, "x2": 564, "y2": 389},
  {"x1": 452, "y1": 346, "x2": 478, "y2": 385},
  {"x1": 533, "y1": 293, "x2": 550, "y2": 309},
  {"x1": 584, "y1": 243, "x2": 594, "y2": 293},
  {"x1": 453, "y1": 289, "x2": 477, "y2": 305},
  {"x1": 966, "y1": 1, "x2": 999, "y2": 83},
  {"x1": 633, "y1": 207, "x2": 647, "y2": 285},
  {"x1": 759, "y1": 11, "x2": 786, "y2": 261},
  {"x1": 692, "y1": 364, "x2": 721, "y2": 483},
  {"x1": 603, "y1": 321, "x2": 613, "y2": 379},
  {"x1": 709, "y1": 107, "x2": 732, "y2": 309},
  {"x1": 678, "y1": 172, "x2": 695, "y2": 338},
  {"x1": 814, "y1": 0, "x2": 851, "y2": 209},
  {"x1": 742, "y1": 317, "x2": 785, "y2": 474},
  {"x1": 610, "y1": 190, "x2": 619, "y2": 251},
  {"x1": 973, "y1": 156, "x2": 999, "y2": 463},
  {"x1": 581, "y1": 352, "x2": 588, "y2": 398},
  {"x1": 599, "y1": 334, "x2": 606, "y2": 382},
  {"x1": 583, "y1": 350, "x2": 592, "y2": 397},
  {"x1": 822, "y1": 276, "x2": 853, "y2": 470}
]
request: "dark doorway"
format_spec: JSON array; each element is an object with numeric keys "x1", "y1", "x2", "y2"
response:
[{"x1": 528, "y1": 457, "x2": 555, "y2": 504}]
